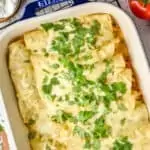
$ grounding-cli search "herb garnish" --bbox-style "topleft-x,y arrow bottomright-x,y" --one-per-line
41,22 -> 64,31
77,111 -> 95,123
42,77 -> 60,95
113,137 -> 133,150
51,110 -> 76,123
93,116 -> 111,139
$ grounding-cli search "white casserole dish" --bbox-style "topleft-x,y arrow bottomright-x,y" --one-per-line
0,2 -> 150,150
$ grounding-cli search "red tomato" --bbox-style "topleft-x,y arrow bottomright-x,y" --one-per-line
129,0 -> 150,20
0,131 -> 9,150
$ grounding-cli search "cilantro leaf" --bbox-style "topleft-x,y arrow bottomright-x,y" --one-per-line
51,77 -> 60,85
75,93 -> 96,106
84,139 -> 101,150
78,111 -> 95,123
93,139 -> 101,150
42,84 -> 52,95
93,116 -> 111,139
42,77 -> 59,95
73,126 -> 90,139
111,82 -> 127,94
41,23 -> 53,31
51,35 -> 71,55
84,139 -> 92,149
113,137 -> 133,150
41,23 -> 64,31
98,60 -> 112,83
51,110 -> 76,123
71,18 -> 81,29
90,20 -> 100,35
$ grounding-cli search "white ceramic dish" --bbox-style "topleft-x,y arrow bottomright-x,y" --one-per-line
0,2 -> 150,150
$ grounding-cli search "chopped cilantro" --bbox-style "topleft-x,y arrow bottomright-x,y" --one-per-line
77,27 -> 88,38
90,20 -> 101,35
100,84 -> 111,93
84,139 -> 100,150
53,23 -> 64,31
51,35 -> 71,55
42,77 -> 59,95
73,126 -> 90,139
51,77 -> 60,85
76,93 -> 96,106
103,92 -> 116,107
84,139 -> 92,149
92,139 -> 101,150
71,18 -> 81,29
85,20 -> 100,46
50,18 -> 101,57
59,57 -> 70,67
41,23 -> 53,31
39,18 -> 133,150
98,71 -> 108,83
86,35 -> 96,45
93,116 -> 111,139
42,84 -> 52,95
98,80 -> 127,107
71,26 -> 88,54
98,60 -> 112,83
51,110 -> 76,123
72,35 -> 84,54
73,64 -> 84,79
80,93 -> 94,106
60,58 -> 85,83
113,137 -> 133,150
78,111 -> 95,123
41,22 -> 64,31
111,82 -> 127,94
60,31 -> 69,39
99,83 -> 116,107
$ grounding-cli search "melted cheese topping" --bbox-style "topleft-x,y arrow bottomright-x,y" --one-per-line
9,14 -> 150,150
